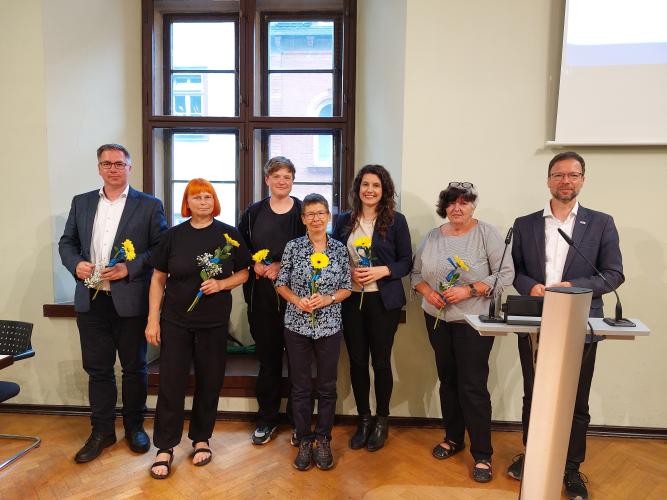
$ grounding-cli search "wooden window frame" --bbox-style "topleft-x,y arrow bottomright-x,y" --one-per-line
142,0 -> 357,222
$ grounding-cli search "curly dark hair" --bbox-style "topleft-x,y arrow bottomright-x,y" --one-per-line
348,164 -> 396,239
436,185 -> 478,219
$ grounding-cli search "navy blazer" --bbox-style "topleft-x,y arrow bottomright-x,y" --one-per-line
332,211 -> 412,311
512,205 -> 625,316
59,186 -> 168,316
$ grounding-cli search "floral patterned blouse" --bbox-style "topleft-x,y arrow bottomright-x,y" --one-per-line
276,235 -> 351,339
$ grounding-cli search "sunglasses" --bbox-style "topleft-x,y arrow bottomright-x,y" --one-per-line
448,182 -> 475,189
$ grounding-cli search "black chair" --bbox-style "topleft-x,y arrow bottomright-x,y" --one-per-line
0,320 -> 41,471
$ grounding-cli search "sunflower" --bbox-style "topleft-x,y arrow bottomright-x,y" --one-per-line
454,255 -> 469,271
252,249 -> 270,263
310,252 -> 330,269
122,239 -> 136,261
353,236 -> 372,248
224,233 -> 240,247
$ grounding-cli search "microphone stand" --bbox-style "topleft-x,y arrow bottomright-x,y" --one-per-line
557,228 -> 635,327
479,227 -> 513,323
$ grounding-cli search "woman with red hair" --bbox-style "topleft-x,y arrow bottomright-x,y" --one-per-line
146,178 -> 250,479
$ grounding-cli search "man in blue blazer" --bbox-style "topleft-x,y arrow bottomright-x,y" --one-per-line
508,152 -> 624,500
59,144 -> 168,463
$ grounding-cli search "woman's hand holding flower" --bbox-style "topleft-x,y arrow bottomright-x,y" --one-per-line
264,262 -> 281,281
355,265 -> 390,286
425,289 -> 446,309
253,261 -> 268,277
295,296 -> 314,313
308,293 -> 330,311
442,285 -> 470,304
200,278 -> 226,295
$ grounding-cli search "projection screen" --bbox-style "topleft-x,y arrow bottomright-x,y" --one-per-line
553,0 -> 667,145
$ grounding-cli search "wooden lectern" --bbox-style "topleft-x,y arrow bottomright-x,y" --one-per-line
465,287 -> 650,500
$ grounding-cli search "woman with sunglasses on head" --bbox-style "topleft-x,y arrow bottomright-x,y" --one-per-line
410,182 -> 514,483
332,164 -> 412,452
275,193 -> 351,471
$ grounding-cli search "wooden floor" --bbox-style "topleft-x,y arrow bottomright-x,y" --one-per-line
0,414 -> 666,499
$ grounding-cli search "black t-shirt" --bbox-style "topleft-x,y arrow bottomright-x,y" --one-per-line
151,219 -> 251,328
249,201 -> 303,311
250,200 -> 302,262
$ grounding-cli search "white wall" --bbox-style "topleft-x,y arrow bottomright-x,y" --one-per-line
2,0 -> 665,427
396,0 -> 667,426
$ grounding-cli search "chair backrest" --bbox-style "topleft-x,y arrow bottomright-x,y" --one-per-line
0,321 -> 33,356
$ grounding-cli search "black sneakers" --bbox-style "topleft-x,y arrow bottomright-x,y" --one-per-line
293,439 -> 313,471
251,424 -> 278,445
564,469 -> 589,500
507,453 -> 525,480
314,438 -> 334,470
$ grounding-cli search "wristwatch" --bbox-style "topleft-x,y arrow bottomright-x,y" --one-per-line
330,294 -> 336,304
468,284 -> 478,297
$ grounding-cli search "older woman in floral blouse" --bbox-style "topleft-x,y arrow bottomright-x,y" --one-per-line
276,193 -> 351,472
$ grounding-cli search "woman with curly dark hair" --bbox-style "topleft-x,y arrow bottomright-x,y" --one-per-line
332,164 -> 412,452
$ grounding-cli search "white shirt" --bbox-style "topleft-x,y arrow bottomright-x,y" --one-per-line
90,185 -> 129,291
543,200 -> 578,287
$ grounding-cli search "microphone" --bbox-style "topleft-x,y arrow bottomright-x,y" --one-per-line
557,228 -> 635,327
479,227 -> 513,323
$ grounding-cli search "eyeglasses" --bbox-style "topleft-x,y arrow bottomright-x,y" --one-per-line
549,172 -> 583,181
303,211 -> 329,220
448,182 -> 475,189
99,161 -> 128,170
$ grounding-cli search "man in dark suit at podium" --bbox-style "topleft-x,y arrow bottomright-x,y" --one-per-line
59,144 -> 168,463
508,151 -> 625,499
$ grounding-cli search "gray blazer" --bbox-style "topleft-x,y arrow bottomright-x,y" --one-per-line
59,186 -> 168,316
512,205 -> 625,316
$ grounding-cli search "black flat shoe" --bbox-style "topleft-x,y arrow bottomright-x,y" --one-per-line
125,427 -> 150,454
472,460 -> 493,483
431,439 -> 464,460
150,449 -> 174,479
74,432 -> 117,463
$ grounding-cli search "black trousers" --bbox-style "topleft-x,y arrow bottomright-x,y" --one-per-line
518,335 -> 598,470
248,279 -> 291,426
425,312 -> 495,462
153,320 -> 227,450
342,292 -> 401,417
284,328 -> 342,441
76,292 -> 147,435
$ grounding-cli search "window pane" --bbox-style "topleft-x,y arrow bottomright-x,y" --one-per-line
172,181 -> 237,227
268,133 -> 333,183
172,22 -> 235,70
268,73 -> 332,116
268,21 -> 334,70
173,133 -> 237,182
171,73 -> 236,117
291,183 -> 333,210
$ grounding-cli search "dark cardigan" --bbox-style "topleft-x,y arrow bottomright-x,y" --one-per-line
332,210 -> 412,311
